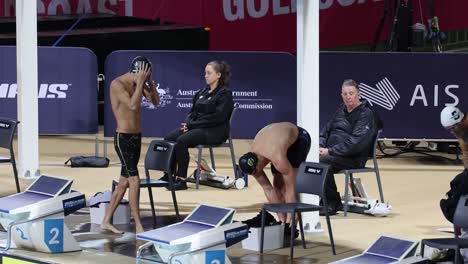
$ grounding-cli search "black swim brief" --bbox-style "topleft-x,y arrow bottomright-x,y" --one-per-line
114,132 -> 141,177
271,126 -> 311,175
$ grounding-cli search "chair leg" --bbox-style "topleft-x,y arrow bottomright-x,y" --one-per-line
171,189 -> 180,222
455,247 -> 461,264
209,147 -> 216,171
343,172 -> 350,216
110,181 -> 117,224
147,187 -> 156,228
260,209 -> 266,254
196,146 -> 203,189
11,156 -> 20,193
228,141 -> 238,179
298,213 -> 306,249
375,170 -> 385,203
420,241 -> 425,259
290,212 -> 296,259
325,212 -> 336,255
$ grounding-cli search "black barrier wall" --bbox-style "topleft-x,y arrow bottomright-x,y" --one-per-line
0,46 -> 98,135
103,51 -> 297,139
320,52 -> 465,140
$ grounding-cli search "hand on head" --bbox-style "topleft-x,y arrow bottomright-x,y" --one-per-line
135,62 -> 151,85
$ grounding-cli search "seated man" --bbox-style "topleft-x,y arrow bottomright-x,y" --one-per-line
238,122 -> 311,237
439,105 -> 468,262
319,79 -> 378,215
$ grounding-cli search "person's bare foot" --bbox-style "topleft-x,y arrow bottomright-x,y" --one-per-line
136,225 -> 144,234
101,222 -> 124,234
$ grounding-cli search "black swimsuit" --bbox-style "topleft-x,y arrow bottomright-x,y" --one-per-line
271,126 -> 311,174
114,132 -> 141,177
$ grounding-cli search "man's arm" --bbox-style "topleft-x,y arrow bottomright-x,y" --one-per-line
112,62 -> 149,111
270,157 -> 297,204
320,109 -> 340,147
143,80 -> 160,106
110,79 -> 143,111
319,120 -> 332,147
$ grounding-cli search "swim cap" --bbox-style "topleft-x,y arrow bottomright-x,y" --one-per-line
130,56 -> 152,73
238,152 -> 258,174
440,106 -> 464,127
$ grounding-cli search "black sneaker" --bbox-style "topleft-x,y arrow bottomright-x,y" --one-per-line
283,223 -> 299,239
319,201 -> 343,216
242,210 -> 276,228
158,173 -> 169,182
167,179 -> 187,191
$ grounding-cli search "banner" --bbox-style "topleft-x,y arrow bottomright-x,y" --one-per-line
2,1 -> 468,50
104,51 -> 296,138
0,46 -> 98,134
320,52 -> 467,140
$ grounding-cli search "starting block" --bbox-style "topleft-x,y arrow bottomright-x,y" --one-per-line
136,204 -> 249,263
343,177 -> 391,216
330,235 -> 418,264
186,156 -> 247,190
0,175 -> 86,253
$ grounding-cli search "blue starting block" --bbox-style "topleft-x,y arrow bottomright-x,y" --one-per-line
136,204 -> 248,263
331,235 -> 419,264
0,175 -> 85,253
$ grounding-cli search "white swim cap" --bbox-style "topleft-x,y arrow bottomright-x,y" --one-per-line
440,106 -> 464,127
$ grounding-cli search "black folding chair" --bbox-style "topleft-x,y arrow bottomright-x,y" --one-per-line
192,107 -> 238,189
260,162 -> 336,259
0,118 -> 20,193
340,130 -> 384,216
421,194 -> 468,264
112,140 -> 180,228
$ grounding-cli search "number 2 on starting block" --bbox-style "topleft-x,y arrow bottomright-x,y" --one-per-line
205,250 -> 225,264
44,219 -> 64,252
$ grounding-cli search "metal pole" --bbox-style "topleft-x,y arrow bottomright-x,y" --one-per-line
297,0 -> 321,233
16,0 -> 40,179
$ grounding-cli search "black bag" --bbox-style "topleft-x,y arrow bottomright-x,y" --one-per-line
65,156 -> 110,168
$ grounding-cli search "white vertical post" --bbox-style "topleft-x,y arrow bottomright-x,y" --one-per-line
297,0 -> 321,232
16,0 -> 40,179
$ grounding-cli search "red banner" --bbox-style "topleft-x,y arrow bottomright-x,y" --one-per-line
1,0 -> 468,51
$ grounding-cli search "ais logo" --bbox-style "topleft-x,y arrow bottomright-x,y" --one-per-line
0,83 -> 69,99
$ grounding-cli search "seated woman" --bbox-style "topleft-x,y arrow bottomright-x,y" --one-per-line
164,61 -> 234,190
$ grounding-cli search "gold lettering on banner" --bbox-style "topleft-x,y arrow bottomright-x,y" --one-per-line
4,0 -> 133,17
223,0 -> 296,21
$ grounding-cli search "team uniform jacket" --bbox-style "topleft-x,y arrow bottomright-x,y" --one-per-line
185,85 -> 234,143
319,99 -> 377,167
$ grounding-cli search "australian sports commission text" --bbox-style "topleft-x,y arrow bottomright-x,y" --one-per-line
176,102 -> 273,109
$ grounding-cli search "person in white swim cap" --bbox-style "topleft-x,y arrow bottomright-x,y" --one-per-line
439,105 -> 468,263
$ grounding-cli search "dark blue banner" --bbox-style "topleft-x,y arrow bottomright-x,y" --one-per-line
320,52 -> 467,140
104,51 -> 297,138
0,46 -> 98,134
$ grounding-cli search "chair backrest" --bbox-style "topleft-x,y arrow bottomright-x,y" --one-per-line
295,162 -> 330,199
369,129 -> 382,159
229,107 -> 237,124
0,118 -> 18,149
453,194 -> 468,229
227,107 -> 237,137
144,140 -> 176,174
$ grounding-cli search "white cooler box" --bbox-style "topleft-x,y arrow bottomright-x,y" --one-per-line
242,223 -> 284,251
89,191 -> 131,225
